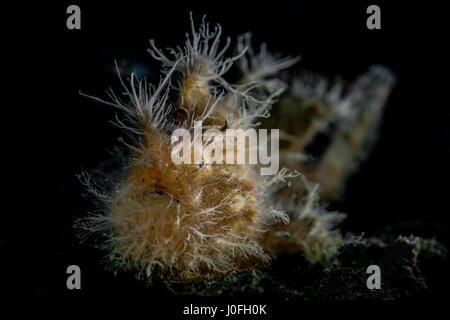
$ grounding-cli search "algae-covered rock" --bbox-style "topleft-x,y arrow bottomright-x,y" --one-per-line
160,235 -> 448,300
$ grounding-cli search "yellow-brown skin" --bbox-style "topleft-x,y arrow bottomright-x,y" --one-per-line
80,20 -> 394,282
91,65 -> 342,282
105,74 -> 277,280
178,75 -> 211,110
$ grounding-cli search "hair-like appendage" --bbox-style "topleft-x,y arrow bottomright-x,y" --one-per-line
261,176 -> 345,263
78,14 -> 395,282
79,14 -> 297,282
266,66 -> 396,201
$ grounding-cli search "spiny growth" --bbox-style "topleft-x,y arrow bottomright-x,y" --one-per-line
79,13 -> 395,282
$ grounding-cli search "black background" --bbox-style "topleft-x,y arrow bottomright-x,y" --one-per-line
3,0 -> 449,309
